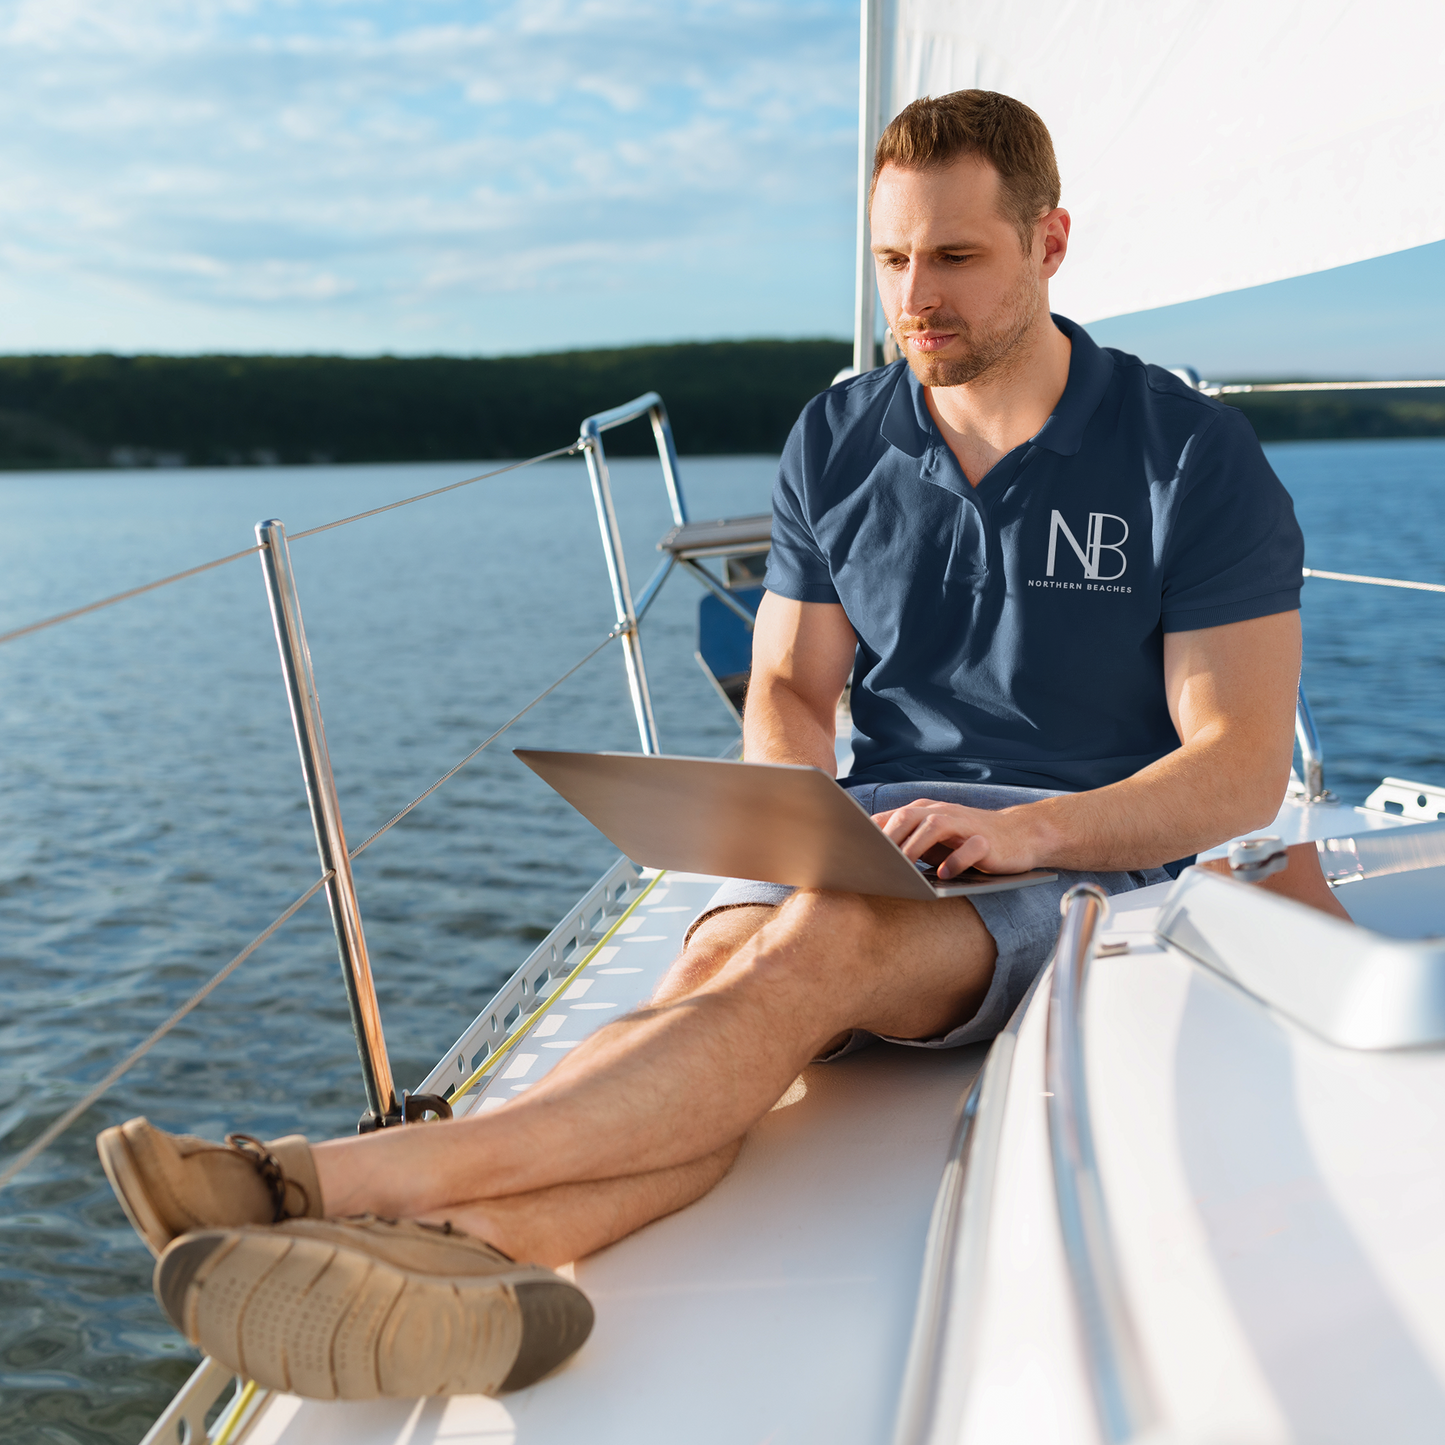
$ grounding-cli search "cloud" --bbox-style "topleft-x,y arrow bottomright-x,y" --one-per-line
0,0 -> 858,353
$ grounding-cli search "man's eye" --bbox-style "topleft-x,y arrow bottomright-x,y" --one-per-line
942,253 -> 971,265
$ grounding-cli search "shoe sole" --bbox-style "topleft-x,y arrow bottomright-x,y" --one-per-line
156,1229 -> 593,1399
97,1125 -> 170,1256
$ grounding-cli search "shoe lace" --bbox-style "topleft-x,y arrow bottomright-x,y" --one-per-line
225,1133 -> 310,1222
340,1214 -> 514,1261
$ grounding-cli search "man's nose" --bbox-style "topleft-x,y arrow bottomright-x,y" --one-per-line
896,259 -> 939,320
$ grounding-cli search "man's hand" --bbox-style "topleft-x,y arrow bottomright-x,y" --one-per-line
873,799 -> 1044,877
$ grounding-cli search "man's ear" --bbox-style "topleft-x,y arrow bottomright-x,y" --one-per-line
1039,207 -> 1071,279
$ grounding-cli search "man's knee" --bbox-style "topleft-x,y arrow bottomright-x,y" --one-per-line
778,887 -> 990,952
652,903 -> 777,1003
765,888 -> 916,967
744,889 -> 996,1035
708,890 -> 888,1002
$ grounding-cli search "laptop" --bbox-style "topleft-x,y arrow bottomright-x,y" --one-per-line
515,750 -> 1057,902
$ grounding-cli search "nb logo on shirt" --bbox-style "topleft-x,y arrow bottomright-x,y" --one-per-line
1046,510 -> 1129,581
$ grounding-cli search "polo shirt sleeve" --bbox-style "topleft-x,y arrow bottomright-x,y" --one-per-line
764,406 -> 840,605
1159,405 -> 1304,632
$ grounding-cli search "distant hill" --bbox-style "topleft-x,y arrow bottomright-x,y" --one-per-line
1216,387 -> 1445,443
0,344 -> 1439,469
0,343 -> 851,469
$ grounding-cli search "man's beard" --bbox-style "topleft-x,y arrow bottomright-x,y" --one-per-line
895,264 -> 1040,388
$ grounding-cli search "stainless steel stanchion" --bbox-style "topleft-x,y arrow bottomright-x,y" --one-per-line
257,518 -> 399,1131
579,424 -> 661,754
1294,686 -> 1337,804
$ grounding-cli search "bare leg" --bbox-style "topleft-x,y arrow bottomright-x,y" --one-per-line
313,889 -> 995,1222
406,911 -> 766,1265
420,1142 -> 742,1269
651,903 -> 778,1004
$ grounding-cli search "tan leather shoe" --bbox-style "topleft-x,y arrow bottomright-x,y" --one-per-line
154,1216 -> 593,1399
96,1117 -> 323,1256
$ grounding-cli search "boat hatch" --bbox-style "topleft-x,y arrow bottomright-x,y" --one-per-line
1158,858 -> 1445,1050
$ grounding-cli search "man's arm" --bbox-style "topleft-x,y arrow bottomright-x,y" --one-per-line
877,610 -> 1302,876
742,592 -> 858,774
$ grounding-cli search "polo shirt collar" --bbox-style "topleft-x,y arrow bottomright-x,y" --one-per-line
1030,314 -> 1114,457
879,364 -> 932,459
877,313 -> 1115,463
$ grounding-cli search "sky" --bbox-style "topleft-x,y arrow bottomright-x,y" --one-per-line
1090,242 -> 1445,382
1,0 -> 1441,378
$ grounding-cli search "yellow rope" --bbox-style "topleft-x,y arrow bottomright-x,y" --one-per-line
212,1379 -> 258,1445
449,871 -> 667,1106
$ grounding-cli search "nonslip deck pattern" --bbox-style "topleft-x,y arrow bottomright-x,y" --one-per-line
455,872 -> 724,1113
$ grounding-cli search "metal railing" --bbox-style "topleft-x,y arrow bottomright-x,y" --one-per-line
254,395 -> 697,1123
577,391 -> 687,754
1169,368 -> 1445,400
1210,378 -> 1445,396
1293,687 -> 1335,804
247,401 -> 699,1126
0,419 -> 692,1182
1290,563 -> 1445,804
1046,884 -> 1159,1443
258,519 -> 400,1128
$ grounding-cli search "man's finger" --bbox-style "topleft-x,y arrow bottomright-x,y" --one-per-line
890,812 -> 941,856
876,801 -> 968,835
875,802 -> 933,827
897,812 -> 971,860
878,807 -> 934,844
938,835 -> 991,878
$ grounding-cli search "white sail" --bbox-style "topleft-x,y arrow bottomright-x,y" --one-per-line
858,0 -> 1445,345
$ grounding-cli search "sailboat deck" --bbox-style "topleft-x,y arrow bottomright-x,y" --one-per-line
237,870 -> 986,1445
150,795 -> 1445,1445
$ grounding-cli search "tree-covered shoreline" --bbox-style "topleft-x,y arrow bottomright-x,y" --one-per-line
0,342 -> 1439,470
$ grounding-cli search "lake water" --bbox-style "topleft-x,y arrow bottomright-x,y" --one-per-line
1,438 -> 1442,1443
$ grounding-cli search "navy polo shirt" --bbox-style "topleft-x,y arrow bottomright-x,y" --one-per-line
765,315 -> 1304,793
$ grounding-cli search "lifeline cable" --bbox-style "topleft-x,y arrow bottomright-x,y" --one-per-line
1303,566 -> 1445,595
286,443 -> 580,541
346,626 -> 623,862
0,545 -> 264,648
0,442 -> 581,650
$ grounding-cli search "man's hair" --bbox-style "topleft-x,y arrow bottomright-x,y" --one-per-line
871,90 -> 1060,250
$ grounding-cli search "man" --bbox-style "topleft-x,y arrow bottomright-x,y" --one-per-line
97,90 -> 1304,1400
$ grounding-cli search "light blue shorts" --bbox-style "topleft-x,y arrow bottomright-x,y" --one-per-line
685,780 -> 1170,1057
